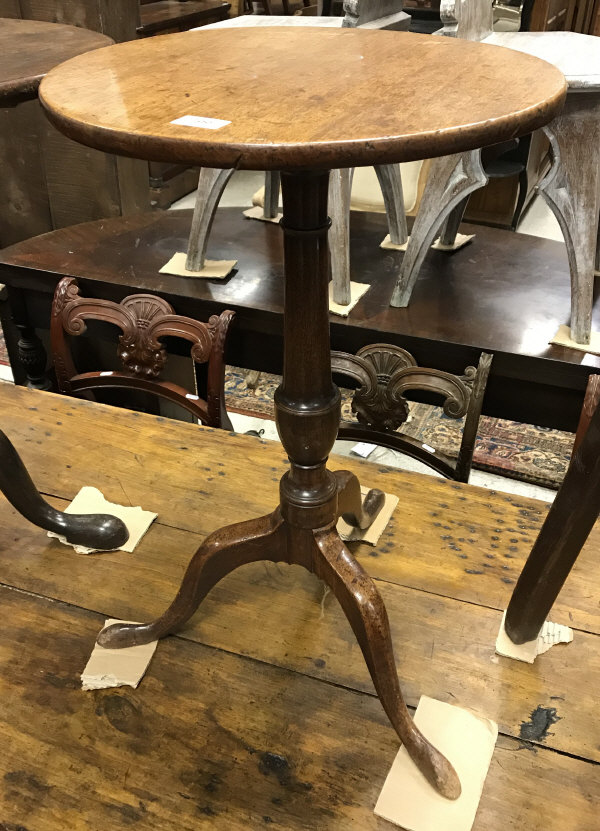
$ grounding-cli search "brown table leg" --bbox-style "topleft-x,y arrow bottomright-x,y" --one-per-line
505,390 -> 600,644
0,429 -> 128,549
98,168 -> 461,800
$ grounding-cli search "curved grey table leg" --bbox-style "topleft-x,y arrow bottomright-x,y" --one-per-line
389,151 -> 487,308
374,163 -> 408,246
185,167 -> 235,271
537,94 -> 600,345
0,429 -> 128,549
329,167 -> 355,306
263,171 -> 281,219
438,195 -> 469,247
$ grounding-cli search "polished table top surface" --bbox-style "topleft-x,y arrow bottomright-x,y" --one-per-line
39,27 -> 567,170
0,18 -> 112,101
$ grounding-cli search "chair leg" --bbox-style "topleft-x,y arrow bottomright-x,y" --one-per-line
504,392 -> 600,644
572,374 -> 600,458
186,167 -> 235,272
0,429 -> 128,549
328,168 -> 354,306
453,352 -> 493,483
389,151 -> 487,308
263,171 -> 281,219
313,529 -> 461,800
537,95 -> 600,345
374,163 -> 408,246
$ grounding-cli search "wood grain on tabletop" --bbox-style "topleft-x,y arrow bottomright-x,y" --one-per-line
38,28 -> 567,170
0,586 -> 598,831
0,17 -> 112,100
0,385 -> 598,764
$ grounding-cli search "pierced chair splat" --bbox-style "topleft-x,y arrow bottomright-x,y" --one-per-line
333,346 -> 492,482
50,277 -> 235,430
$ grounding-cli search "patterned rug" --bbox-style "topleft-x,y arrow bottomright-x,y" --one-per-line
226,366 -> 574,489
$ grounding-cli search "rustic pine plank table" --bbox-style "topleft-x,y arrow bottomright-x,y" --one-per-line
0,383 -> 598,828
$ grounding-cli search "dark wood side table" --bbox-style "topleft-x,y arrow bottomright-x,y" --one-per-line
39,26 -> 566,798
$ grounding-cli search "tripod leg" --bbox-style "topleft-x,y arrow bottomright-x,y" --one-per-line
98,510 -> 286,648
313,528 -> 461,800
0,429 -> 128,550
334,470 -> 384,530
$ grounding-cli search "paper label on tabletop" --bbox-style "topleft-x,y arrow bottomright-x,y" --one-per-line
81,619 -> 158,690
47,485 -> 156,554
495,610 -> 573,663
171,115 -> 231,129
375,696 -> 497,831
351,442 -> 377,458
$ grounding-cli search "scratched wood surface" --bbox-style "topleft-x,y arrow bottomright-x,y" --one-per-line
0,384 -> 598,828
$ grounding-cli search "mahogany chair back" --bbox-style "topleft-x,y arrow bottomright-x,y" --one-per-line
50,276 -> 234,430
333,346 -> 492,483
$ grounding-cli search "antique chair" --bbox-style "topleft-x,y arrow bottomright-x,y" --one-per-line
390,0 -> 600,348
332,346 -> 493,482
185,0 -> 411,306
50,277 -> 234,430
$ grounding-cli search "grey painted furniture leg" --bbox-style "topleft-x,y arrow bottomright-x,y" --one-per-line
375,163 -> 408,245
263,171 -> 281,219
390,150 -> 487,307
537,93 -> 600,345
185,167 -> 235,271
438,195 -> 469,247
329,167 -> 355,305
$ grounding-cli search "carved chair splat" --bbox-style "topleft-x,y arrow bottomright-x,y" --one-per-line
51,277 -> 234,430
333,346 -> 492,482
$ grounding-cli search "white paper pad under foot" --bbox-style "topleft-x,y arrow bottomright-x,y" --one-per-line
375,696 -> 497,831
550,323 -> 600,356
337,486 -> 399,545
243,205 -> 282,223
47,485 -> 157,554
495,610 -> 573,663
328,281 -> 370,316
159,252 -> 237,279
81,619 -> 158,690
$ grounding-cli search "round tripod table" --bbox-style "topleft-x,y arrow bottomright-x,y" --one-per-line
39,27 -> 566,799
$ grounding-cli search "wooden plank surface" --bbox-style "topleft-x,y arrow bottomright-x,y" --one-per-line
1,384 -> 597,633
0,384 -> 598,828
1,586 -> 598,831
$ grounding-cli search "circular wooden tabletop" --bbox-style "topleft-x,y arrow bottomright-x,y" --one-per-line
39,28 -> 566,170
0,18 -> 112,102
